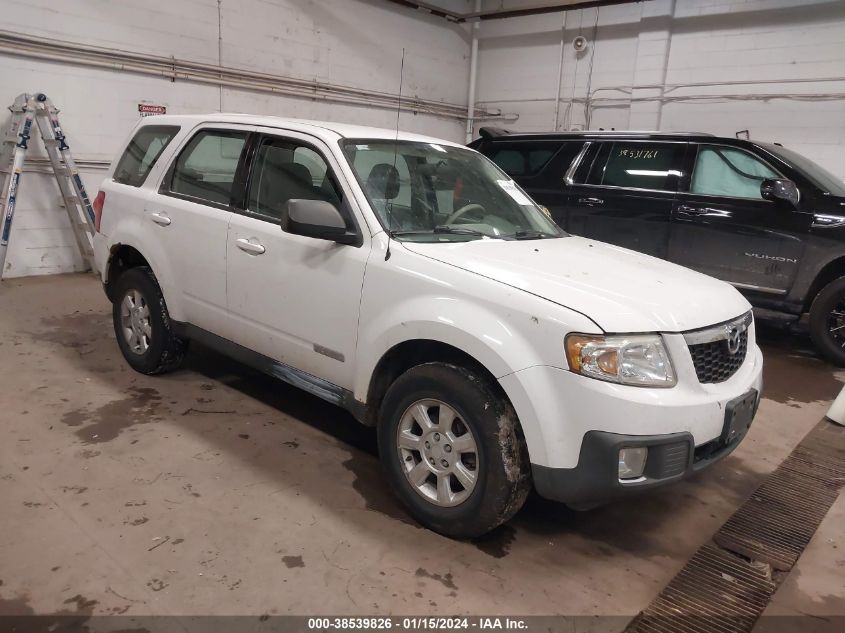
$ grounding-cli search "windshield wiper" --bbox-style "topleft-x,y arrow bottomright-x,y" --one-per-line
506,229 -> 556,240
390,225 -> 489,238
433,225 -> 488,236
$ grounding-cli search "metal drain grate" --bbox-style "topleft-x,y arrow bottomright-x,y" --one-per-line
714,424 -> 845,571
625,420 -> 845,633
713,462 -> 836,570
627,543 -> 776,633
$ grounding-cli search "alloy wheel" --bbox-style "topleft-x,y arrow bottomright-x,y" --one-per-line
826,300 -> 845,349
120,289 -> 152,355
396,399 -> 479,507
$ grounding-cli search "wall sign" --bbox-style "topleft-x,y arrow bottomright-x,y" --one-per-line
138,104 -> 167,117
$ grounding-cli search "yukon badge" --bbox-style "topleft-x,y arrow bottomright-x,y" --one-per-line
744,252 -> 798,264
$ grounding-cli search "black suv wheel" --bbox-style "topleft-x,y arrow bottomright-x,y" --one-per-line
809,276 -> 845,366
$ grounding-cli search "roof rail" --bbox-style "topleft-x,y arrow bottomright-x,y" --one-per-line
478,126 -> 511,139
480,130 -> 718,138
545,130 -> 716,137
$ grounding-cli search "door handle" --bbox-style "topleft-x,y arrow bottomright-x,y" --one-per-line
235,237 -> 266,255
578,197 -> 604,206
150,212 -> 171,226
676,204 -> 707,216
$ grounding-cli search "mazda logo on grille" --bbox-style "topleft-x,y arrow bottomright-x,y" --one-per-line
726,325 -> 742,355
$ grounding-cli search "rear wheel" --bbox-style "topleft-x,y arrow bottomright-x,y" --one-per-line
378,362 -> 531,538
809,276 -> 845,366
111,267 -> 187,374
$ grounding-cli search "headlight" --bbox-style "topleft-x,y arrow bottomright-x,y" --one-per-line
565,333 -> 676,387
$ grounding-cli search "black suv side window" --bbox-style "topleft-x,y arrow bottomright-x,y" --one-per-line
587,142 -> 681,191
113,125 -> 180,187
488,142 -> 560,178
169,129 -> 248,206
247,137 -> 344,223
691,145 -> 779,199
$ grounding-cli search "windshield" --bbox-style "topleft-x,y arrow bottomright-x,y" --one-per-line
341,140 -> 564,242
759,143 -> 845,197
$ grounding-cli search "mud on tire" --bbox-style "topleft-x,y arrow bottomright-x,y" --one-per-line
378,362 -> 531,539
111,266 -> 187,375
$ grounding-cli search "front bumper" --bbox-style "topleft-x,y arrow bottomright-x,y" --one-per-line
532,396 -> 757,504
497,328 -> 764,504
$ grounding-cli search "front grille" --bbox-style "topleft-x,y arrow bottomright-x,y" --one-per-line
688,329 -> 748,383
683,312 -> 752,384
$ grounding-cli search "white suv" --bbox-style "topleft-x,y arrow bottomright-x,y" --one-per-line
92,114 -> 763,537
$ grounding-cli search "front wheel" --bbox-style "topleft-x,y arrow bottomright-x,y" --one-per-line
378,362 -> 531,538
809,276 -> 845,366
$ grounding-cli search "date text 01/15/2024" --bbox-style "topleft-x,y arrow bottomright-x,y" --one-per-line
306,617 -> 528,630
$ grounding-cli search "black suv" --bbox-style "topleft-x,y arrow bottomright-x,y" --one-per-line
470,129 -> 845,365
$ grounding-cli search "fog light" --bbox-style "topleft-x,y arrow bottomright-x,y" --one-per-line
618,447 -> 648,480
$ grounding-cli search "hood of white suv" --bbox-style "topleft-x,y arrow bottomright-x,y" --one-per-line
401,236 -> 751,333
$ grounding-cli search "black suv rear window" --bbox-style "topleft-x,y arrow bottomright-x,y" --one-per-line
113,125 -> 180,187
488,143 -> 559,177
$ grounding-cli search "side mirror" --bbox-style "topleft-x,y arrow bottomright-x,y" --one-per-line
281,199 -> 358,245
761,179 -> 799,208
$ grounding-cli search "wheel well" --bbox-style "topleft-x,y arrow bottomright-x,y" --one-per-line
805,256 -> 845,311
105,245 -> 150,301
364,339 -> 506,427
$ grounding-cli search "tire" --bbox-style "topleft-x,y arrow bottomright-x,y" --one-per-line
378,362 -> 531,538
111,266 -> 187,375
809,276 -> 845,366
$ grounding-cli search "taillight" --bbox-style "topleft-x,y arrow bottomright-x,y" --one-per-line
92,191 -> 105,233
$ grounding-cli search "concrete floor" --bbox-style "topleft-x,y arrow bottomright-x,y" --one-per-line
0,273 -> 843,619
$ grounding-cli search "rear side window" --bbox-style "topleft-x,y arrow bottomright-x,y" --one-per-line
691,145 -> 779,199
488,143 -> 559,177
113,125 -> 179,187
169,129 -> 248,206
588,142 -> 681,191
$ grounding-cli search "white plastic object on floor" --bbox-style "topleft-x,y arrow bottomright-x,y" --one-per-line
825,383 -> 845,426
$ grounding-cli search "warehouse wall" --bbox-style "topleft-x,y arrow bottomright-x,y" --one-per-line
6,0 -> 845,279
475,0 -> 845,178
0,0 -> 472,277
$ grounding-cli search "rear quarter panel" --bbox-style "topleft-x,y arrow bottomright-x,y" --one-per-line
96,121 -> 194,321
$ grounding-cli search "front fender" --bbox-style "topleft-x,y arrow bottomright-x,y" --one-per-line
355,244 -> 600,399
356,309 -> 522,400
354,244 -> 601,465
355,301 -> 591,469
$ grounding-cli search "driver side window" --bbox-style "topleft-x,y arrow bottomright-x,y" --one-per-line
691,145 -> 779,199
247,137 -> 344,223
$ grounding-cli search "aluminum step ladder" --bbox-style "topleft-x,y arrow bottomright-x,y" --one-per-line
0,93 -> 97,278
